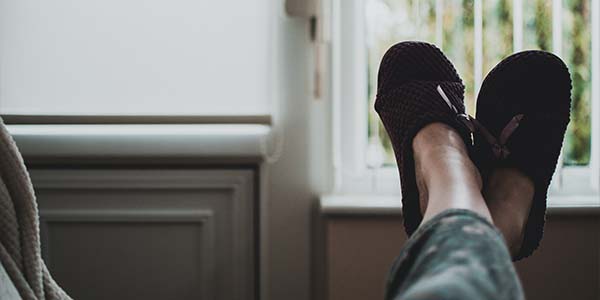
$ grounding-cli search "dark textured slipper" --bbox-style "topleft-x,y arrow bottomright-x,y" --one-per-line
375,41 -> 474,236
473,50 -> 572,260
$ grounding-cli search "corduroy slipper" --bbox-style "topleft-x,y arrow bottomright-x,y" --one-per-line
375,41 -> 475,236
473,50 -> 572,260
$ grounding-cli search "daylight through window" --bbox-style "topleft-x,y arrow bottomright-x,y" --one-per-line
366,0 -> 594,166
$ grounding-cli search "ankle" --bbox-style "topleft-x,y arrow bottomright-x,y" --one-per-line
413,123 -> 469,158
484,167 -> 534,256
412,123 -> 490,222
413,124 -> 483,194
494,219 -> 526,256
487,168 -> 534,199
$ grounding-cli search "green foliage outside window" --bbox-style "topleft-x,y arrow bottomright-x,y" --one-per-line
563,0 -> 591,165
366,0 -> 592,166
483,0 -> 513,77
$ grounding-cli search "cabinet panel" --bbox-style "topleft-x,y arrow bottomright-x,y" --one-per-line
30,169 -> 255,300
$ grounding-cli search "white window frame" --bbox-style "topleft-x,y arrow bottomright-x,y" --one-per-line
332,0 -> 600,204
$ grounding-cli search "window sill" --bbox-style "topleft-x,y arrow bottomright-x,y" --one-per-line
320,194 -> 600,216
6,124 -> 271,164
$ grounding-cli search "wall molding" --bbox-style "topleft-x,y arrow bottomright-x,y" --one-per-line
40,209 -> 216,299
32,168 -> 255,300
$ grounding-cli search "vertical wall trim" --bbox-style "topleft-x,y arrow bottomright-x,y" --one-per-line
331,0 -> 343,192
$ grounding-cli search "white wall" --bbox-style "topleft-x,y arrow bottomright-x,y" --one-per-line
267,1 -> 333,299
0,0 -> 271,115
1,1 -> 328,298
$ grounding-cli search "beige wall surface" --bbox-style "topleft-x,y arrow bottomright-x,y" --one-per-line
325,214 -> 599,300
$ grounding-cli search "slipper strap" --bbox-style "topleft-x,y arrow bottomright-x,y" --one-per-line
437,85 -> 524,158
470,114 -> 525,159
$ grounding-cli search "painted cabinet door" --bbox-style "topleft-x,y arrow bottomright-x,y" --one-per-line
30,169 -> 256,300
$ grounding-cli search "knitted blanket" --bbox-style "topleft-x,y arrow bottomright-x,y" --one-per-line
0,119 -> 71,300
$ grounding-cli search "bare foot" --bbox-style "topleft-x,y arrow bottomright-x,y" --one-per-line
413,123 -> 492,224
483,167 -> 534,256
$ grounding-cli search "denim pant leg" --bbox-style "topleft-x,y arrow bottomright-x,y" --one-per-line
385,209 -> 525,300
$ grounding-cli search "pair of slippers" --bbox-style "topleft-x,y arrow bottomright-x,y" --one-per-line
375,41 -> 571,260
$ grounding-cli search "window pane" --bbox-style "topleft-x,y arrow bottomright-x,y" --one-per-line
523,0 -> 552,51
365,0 -> 594,168
442,0 -> 475,113
562,0 -> 592,165
482,0 -> 513,76
366,0 -> 436,165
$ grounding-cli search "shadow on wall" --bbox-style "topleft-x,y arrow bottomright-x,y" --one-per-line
323,214 -> 600,300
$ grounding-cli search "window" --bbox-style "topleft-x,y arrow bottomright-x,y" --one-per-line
0,0 -> 273,117
333,0 -> 599,199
